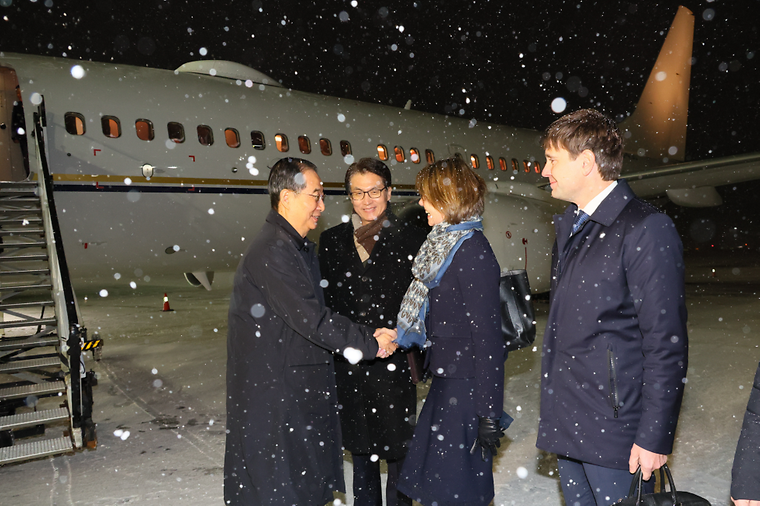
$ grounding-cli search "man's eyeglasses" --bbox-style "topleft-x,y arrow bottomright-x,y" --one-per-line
296,191 -> 326,202
348,186 -> 388,201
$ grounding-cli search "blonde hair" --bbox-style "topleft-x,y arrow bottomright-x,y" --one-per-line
416,156 -> 486,224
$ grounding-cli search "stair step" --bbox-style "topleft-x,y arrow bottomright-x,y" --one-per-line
0,300 -> 54,310
0,356 -> 60,374
0,181 -> 38,187
0,336 -> 58,351
0,268 -> 50,276
0,436 -> 73,465
0,217 -> 42,224
0,283 -> 52,291
0,269 -> 50,276
0,229 -> 45,236
0,192 -> 40,201
0,197 -> 40,202
0,407 -> 69,431
0,209 -> 42,214
0,317 -> 57,330
0,254 -> 49,262
0,381 -> 66,402
0,241 -> 46,248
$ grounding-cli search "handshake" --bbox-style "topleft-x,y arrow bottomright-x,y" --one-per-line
374,328 -> 398,358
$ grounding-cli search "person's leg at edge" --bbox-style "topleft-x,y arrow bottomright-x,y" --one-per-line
557,456 -> 598,506
352,453 -> 382,506
386,458 -> 412,506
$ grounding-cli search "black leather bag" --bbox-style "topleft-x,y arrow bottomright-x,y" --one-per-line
499,269 -> 536,352
616,464 -> 711,506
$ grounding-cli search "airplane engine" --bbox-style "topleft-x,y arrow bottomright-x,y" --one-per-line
184,271 -> 214,290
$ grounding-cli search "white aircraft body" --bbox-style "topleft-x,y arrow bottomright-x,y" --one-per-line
0,5 -> 758,293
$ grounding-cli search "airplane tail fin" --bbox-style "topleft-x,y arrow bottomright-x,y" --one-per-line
619,5 -> 694,162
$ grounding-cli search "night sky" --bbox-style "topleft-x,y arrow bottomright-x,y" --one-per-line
1,0 -> 757,160
1,0 -> 759,247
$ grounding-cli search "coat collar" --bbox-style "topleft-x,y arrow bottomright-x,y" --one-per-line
266,209 -> 314,252
554,179 -> 636,250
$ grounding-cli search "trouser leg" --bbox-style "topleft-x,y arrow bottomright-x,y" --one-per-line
352,454 -> 382,506
557,455 -> 654,506
386,458 -> 412,506
558,456 -> 598,506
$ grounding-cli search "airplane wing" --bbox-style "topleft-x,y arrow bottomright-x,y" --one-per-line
625,152 -> 760,205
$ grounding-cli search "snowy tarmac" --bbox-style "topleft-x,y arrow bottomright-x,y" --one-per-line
1,250 -> 759,506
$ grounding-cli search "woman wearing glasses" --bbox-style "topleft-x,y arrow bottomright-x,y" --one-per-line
319,157 -> 427,506
396,157 -> 507,506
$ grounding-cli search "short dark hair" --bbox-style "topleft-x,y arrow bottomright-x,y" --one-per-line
416,156 -> 486,225
268,157 -> 318,209
344,157 -> 392,192
541,108 -> 624,180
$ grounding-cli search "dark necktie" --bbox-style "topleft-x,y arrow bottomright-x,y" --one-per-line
571,210 -> 589,236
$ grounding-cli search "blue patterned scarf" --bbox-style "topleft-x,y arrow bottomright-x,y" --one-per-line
395,217 -> 483,349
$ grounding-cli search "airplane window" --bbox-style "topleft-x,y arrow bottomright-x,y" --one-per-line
523,160 -> 530,173
168,122 -> 185,143
511,158 -> 519,172
101,116 -> 121,138
486,155 -> 494,170
275,133 -> 289,152
251,131 -> 265,150
377,145 -> 388,161
135,119 -> 154,141
340,140 -> 351,156
470,154 -> 480,169
64,112 -> 85,136
197,125 -> 214,146
425,149 -> 435,164
298,135 -> 311,154
534,160 -> 541,173
499,157 -> 507,171
225,128 -> 240,148
320,138 -> 332,156
394,146 -> 405,162
409,148 -> 421,164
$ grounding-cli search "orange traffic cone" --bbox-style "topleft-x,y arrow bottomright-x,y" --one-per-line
162,293 -> 172,312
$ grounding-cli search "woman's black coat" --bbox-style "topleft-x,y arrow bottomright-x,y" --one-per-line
319,212 -> 427,459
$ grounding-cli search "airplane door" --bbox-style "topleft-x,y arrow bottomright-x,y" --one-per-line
0,66 -> 29,181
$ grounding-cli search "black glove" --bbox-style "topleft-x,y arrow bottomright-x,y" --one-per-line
469,416 -> 505,461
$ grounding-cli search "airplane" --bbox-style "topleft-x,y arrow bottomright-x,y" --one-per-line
1,5 -> 759,294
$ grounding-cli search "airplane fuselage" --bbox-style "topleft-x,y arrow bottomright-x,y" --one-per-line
1,52 -> 561,291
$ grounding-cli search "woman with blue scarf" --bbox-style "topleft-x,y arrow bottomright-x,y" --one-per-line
396,157 -> 507,506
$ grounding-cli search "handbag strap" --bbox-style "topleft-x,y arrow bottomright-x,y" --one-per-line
627,464 -> 679,505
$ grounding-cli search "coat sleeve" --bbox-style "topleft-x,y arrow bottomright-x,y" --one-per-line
731,361 -> 760,501
624,212 -> 688,455
455,237 -> 506,418
252,240 -> 379,360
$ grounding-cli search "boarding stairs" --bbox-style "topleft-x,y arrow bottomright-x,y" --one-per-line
0,103 -> 99,465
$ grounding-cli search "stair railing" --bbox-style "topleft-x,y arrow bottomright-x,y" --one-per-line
32,99 -> 86,449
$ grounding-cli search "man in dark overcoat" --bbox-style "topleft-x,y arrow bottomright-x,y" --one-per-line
224,157 -> 397,506
319,158 -> 427,506
731,361 -> 760,506
536,109 -> 689,506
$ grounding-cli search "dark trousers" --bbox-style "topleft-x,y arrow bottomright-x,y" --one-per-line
557,456 -> 655,506
352,454 -> 412,506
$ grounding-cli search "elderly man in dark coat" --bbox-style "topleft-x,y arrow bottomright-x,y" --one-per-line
537,110 -> 688,506
224,157 -> 397,506
731,361 -> 760,506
